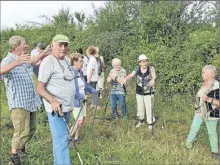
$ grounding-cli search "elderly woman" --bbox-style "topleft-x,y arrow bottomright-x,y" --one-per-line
107,58 -> 127,119
185,65 -> 219,159
123,54 -> 156,129
86,46 -> 100,109
69,53 -> 97,142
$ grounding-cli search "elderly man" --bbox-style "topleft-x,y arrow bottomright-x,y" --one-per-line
0,35 -> 49,165
37,34 -> 75,165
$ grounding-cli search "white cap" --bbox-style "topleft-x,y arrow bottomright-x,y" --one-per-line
137,54 -> 148,62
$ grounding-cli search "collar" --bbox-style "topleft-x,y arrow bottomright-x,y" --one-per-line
8,52 -> 18,60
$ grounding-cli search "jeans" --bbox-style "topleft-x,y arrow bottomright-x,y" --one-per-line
186,114 -> 219,153
47,112 -> 71,165
33,65 -> 39,76
110,94 -> 126,118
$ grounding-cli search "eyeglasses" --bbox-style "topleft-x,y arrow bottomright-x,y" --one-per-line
63,68 -> 74,81
54,56 -> 74,81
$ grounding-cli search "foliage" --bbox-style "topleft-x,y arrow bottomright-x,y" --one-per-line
0,1 -> 219,95
1,1 -> 219,164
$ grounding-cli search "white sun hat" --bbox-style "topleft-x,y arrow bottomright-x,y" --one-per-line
137,54 -> 148,62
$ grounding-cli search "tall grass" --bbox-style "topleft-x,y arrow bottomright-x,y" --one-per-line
0,79 -> 218,165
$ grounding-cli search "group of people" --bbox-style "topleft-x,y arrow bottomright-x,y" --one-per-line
0,34 -> 219,165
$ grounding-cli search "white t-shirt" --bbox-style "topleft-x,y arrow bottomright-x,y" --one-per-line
78,76 -> 85,97
87,56 -> 98,82
82,55 -> 89,76
38,55 -> 76,112
31,48 -> 39,56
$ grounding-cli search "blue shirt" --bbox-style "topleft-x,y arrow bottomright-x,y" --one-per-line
72,67 -> 97,108
1,52 -> 42,112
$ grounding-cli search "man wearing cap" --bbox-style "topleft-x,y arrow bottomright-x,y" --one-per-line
123,54 -> 156,129
0,35 -> 50,165
37,34 -> 75,165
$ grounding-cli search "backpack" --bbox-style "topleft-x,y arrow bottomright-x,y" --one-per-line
95,56 -> 102,75
84,55 -> 89,61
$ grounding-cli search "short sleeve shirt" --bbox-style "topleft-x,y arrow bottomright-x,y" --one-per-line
38,55 -> 76,112
87,56 -> 98,82
1,52 -> 42,111
108,67 -> 126,94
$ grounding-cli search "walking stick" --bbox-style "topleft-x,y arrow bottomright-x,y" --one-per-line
52,105 -> 84,165
62,114 -> 84,165
89,90 -> 101,137
150,87 -> 155,137
70,100 -> 86,136
100,88 -> 111,125
123,84 -> 127,118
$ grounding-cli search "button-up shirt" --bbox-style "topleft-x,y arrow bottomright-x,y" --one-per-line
1,52 -> 42,112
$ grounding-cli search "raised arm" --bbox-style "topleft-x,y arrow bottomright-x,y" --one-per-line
124,71 -> 136,82
31,45 -> 51,65
1,53 -> 30,75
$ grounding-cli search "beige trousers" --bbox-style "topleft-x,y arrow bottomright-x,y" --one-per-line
11,108 -> 37,149
136,94 -> 153,124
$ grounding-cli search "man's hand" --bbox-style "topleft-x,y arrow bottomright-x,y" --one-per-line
51,98 -> 63,116
42,45 -> 52,56
16,53 -> 31,65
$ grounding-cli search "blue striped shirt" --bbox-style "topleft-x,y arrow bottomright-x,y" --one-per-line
1,52 -> 42,112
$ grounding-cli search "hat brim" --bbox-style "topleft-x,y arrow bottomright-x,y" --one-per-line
53,40 -> 70,44
137,58 -> 148,62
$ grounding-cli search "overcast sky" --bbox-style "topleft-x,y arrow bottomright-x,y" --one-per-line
1,1 -> 106,29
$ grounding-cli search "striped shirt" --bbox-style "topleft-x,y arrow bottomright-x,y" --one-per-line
1,52 -> 42,112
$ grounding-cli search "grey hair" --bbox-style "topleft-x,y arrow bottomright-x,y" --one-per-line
202,65 -> 216,75
9,36 -> 25,51
112,58 -> 121,67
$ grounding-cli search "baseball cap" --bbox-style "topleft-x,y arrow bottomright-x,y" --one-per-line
137,54 -> 148,62
52,34 -> 70,43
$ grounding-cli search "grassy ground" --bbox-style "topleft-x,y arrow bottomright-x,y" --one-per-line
0,80 -> 218,165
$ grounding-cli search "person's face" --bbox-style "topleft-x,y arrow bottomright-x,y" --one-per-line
139,60 -> 148,68
16,40 -> 29,54
52,42 -> 69,59
114,63 -> 121,71
202,69 -> 213,81
73,57 -> 84,70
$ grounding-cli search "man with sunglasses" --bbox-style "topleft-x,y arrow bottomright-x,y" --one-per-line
37,34 -> 75,165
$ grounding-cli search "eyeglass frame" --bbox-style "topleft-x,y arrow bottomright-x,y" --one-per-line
53,55 -> 74,81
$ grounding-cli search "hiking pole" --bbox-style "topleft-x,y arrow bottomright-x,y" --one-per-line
58,105 -> 84,165
89,90 -> 101,137
123,84 -> 127,118
100,88 -> 111,125
150,87 -> 155,137
70,100 -> 86,136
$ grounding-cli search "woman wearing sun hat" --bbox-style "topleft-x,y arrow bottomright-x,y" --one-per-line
123,54 -> 156,129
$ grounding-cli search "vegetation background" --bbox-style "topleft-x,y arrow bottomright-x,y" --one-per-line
0,1 -> 219,164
